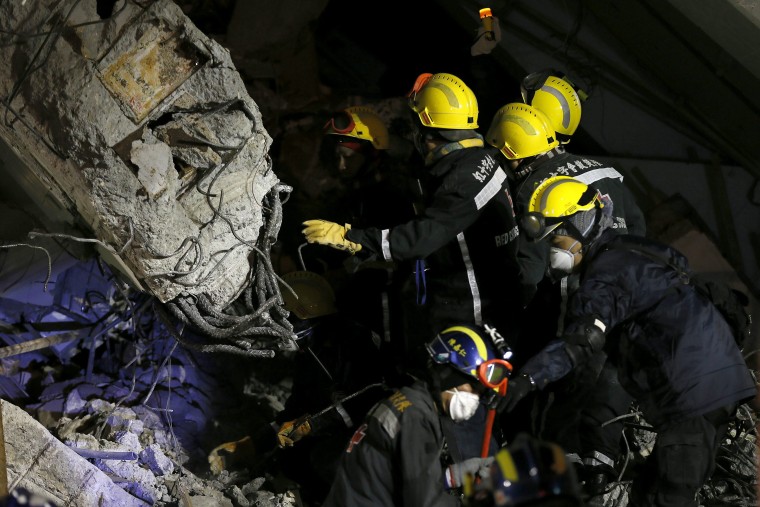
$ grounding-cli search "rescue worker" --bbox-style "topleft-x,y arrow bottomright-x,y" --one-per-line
519,71 -> 647,490
277,105 -> 415,274
321,106 -> 417,364
321,105 -> 416,229
486,86 -> 645,490
486,96 -> 646,304
519,70 -> 585,144
323,324 -> 510,507
303,72 -> 522,372
499,176 -> 756,507
463,433 -> 584,507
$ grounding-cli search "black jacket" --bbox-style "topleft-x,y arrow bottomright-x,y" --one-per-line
323,380 -> 459,507
521,231 -> 756,427
347,146 -> 521,332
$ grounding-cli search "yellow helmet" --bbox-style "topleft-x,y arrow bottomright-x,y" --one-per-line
279,271 -> 337,320
324,106 -> 390,150
521,71 -> 583,143
408,73 -> 478,129
523,176 -> 602,240
486,103 -> 558,160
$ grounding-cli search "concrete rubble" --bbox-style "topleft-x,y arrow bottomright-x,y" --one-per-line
0,271 -> 300,506
2,330 -> 295,507
3,398 -> 147,506
4,393 -> 296,506
0,0 -> 282,310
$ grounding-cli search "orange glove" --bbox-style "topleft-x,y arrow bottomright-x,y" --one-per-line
276,416 -> 313,447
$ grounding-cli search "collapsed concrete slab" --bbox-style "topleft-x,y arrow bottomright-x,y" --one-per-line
0,1 -> 278,305
0,0 -> 295,351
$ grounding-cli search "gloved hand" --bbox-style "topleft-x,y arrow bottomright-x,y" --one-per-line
445,456 -> 495,489
496,374 -> 536,414
302,220 -> 362,254
208,435 -> 256,475
276,415 -> 313,447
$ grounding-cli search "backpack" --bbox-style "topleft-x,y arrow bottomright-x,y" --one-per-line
603,238 -> 752,350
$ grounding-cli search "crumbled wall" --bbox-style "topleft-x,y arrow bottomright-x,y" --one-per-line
0,0 -> 278,307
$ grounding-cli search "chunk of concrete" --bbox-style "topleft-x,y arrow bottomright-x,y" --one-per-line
0,0 -> 278,307
139,444 -> 174,476
2,400 -> 148,506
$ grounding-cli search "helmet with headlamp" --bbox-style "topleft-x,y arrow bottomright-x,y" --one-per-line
426,325 -> 512,390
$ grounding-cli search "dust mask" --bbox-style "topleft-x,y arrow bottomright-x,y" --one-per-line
549,240 -> 579,274
446,389 -> 480,422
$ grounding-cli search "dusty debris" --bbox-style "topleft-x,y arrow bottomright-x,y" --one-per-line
589,405 -> 758,507
2,399 -> 148,506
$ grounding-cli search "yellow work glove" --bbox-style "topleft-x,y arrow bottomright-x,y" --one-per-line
207,435 -> 256,475
276,416 -> 313,448
302,220 -> 362,254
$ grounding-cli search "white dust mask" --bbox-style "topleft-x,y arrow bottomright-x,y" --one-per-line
549,240 -> 580,274
446,389 -> 480,422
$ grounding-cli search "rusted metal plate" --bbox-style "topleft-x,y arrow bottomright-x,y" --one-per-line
100,31 -> 206,122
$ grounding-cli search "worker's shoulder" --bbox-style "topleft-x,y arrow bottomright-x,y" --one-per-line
366,385 -> 433,437
552,151 -> 625,183
438,148 -> 505,189
451,145 -> 499,167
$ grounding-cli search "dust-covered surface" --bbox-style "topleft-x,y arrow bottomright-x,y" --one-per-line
0,0 -> 278,307
0,258 -> 300,506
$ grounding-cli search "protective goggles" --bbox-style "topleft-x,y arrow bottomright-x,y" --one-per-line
407,73 -> 434,106
324,111 -> 355,135
426,333 -> 464,365
477,359 -> 512,394
427,335 -> 512,388
521,187 -> 601,240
